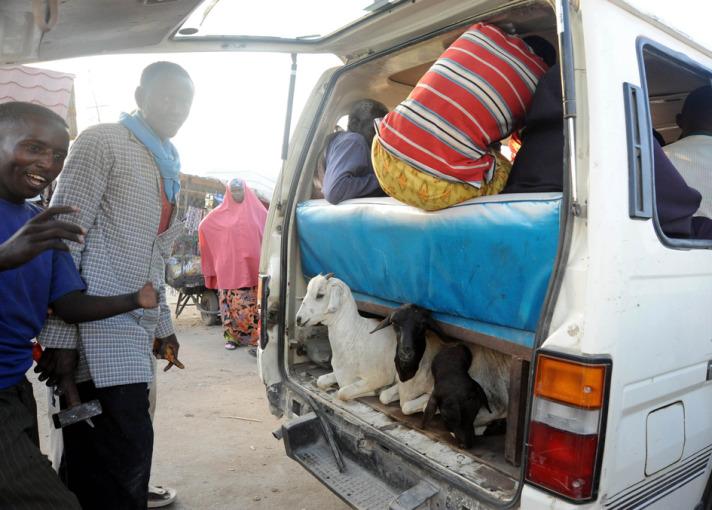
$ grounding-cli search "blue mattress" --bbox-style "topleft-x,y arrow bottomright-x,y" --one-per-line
296,194 -> 561,346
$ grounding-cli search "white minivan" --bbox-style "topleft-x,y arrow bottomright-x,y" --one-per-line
252,1 -> 712,509
4,0 -> 711,508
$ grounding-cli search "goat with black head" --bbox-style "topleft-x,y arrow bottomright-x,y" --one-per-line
371,304 -> 446,415
422,344 -> 492,449
372,304 -> 446,381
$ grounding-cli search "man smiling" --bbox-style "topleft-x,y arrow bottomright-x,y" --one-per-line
0,100 -> 165,509
38,62 -> 194,510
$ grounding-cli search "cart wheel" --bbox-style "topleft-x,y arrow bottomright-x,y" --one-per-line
200,290 -> 220,326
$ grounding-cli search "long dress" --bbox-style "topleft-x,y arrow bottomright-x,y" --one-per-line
198,182 -> 267,346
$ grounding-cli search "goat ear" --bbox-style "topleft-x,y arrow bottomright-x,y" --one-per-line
370,314 -> 392,334
326,283 -> 341,313
421,394 -> 438,429
325,272 -> 334,280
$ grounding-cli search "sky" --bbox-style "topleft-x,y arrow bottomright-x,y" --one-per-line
39,52 -> 340,195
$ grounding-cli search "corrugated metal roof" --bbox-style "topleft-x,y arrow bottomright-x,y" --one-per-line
0,64 -> 77,137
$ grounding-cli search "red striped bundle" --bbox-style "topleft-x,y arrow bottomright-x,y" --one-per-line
376,23 -> 548,187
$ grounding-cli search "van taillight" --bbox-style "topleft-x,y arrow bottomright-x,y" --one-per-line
525,352 -> 611,502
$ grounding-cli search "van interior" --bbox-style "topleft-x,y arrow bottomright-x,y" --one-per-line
640,44 -> 712,241
285,1 -> 561,500
643,47 -> 710,145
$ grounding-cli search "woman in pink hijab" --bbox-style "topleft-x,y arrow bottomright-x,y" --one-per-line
199,178 -> 268,350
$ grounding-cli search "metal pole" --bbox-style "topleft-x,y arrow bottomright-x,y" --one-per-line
556,0 -> 582,216
281,53 -> 298,167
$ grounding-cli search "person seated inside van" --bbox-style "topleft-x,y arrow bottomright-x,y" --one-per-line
503,65 -> 712,241
654,138 -> 712,240
371,23 -> 555,211
663,85 -> 712,219
321,99 -> 389,204
503,63 -> 564,193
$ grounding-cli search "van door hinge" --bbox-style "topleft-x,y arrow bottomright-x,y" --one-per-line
706,361 -> 712,381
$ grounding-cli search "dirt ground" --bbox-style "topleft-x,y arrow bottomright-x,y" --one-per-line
31,292 -> 349,510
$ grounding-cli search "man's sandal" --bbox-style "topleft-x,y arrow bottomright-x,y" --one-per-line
148,485 -> 177,508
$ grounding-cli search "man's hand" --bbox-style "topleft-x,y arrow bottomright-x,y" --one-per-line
34,348 -> 78,387
153,334 -> 184,371
0,206 -> 84,271
135,282 -> 159,309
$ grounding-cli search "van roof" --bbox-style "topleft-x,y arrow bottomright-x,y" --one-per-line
609,0 -> 712,60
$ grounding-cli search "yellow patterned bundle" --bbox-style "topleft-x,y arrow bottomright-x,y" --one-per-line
371,137 -> 511,211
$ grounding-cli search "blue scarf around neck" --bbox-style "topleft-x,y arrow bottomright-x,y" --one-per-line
119,111 -> 181,203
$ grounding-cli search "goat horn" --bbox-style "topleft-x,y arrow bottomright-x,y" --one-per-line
325,272 -> 334,280
369,314 -> 392,334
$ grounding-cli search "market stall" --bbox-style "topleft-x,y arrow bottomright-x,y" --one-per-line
166,174 -> 225,325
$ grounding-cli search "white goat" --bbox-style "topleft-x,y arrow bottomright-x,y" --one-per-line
295,274 -> 397,400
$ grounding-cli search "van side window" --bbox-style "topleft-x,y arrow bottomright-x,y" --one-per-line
631,43 -> 712,246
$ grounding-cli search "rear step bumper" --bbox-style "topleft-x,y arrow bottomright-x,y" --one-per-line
275,408 -> 512,510
282,412 -> 437,509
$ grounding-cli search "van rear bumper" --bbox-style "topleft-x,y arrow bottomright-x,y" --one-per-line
279,408 -> 511,510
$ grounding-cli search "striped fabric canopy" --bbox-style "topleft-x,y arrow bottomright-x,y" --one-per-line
376,23 -> 548,188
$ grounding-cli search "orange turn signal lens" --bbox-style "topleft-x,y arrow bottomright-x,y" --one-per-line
534,355 -> 606,409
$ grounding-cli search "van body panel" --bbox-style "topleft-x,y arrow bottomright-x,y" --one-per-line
553,0 -> 712,505
607,0 -> 712,62
645,402 -> 685,476
257,65 -> 341,400
521,484 -> 599,509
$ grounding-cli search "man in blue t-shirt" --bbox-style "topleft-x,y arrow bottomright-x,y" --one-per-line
322,99 -> 389,204
0,102 -> 159,509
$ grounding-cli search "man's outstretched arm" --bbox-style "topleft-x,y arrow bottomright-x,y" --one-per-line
50,282 -> 158,324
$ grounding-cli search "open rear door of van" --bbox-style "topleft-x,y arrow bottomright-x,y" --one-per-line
0,0 -> 482,65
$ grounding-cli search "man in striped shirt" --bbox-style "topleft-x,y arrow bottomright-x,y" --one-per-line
372,23 -> 554,211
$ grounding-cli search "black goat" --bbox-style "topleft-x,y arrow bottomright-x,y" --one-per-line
422,344 -> 491,449
371,304 -> 447,382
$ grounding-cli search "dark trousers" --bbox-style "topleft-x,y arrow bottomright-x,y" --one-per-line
0,377 -> 81,510
61,381 -> 153,510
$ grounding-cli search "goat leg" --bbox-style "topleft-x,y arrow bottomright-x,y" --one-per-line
337,379 -> 377,400
316,372 -> 337,389
401,393 -> 431,415
378,384 -> 400,405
